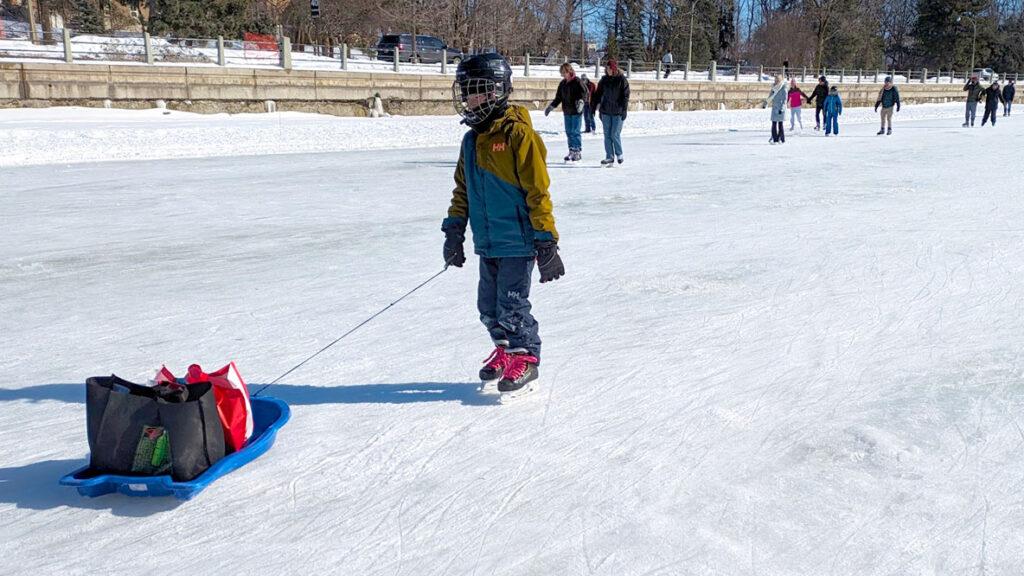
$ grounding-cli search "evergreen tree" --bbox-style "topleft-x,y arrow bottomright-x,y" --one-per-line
148,0 -> 271,38
718,1 -> 736,61
914,0 -> 993,70
72,0 -> 106,34
618,0 -> 646,61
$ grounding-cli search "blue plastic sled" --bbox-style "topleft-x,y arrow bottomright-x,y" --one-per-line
60,396 -> 290,501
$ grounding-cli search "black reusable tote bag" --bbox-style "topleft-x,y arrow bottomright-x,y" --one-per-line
86,375 -> 226,481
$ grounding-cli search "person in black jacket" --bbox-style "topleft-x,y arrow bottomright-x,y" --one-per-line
545,62 -> 589,162
592,59 -> 630,166
1003,80 -> 1015,116
806,76 -> 829,131
981,80 -> 1005,126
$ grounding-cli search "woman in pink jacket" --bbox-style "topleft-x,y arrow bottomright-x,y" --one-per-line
788,78 -> 810,132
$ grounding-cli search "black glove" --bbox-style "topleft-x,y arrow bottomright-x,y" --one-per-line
621,110 -> 627,121
535,240 -> 564,283
874,103 -> 879,112
442,222 -> 466,268
896,103 -> 900,112
544,105 -> 553,116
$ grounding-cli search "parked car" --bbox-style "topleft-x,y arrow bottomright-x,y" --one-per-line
974,67 -> 995,80
375,34 -> 464,64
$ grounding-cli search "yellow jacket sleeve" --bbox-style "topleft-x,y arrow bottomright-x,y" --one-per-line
507,122 -> 559,242
447,145 -> 469,221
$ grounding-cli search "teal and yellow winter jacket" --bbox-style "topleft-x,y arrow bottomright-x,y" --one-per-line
443,105 -> 558,258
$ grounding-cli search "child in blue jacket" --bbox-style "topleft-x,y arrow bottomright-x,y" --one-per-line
823,86 -> 843,136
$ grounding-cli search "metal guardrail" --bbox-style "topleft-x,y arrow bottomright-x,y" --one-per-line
1,28 -> 1020,84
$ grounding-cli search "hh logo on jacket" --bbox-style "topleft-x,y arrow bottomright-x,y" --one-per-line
492,142 -> 506,152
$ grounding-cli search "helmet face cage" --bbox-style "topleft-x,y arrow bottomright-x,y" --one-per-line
452,76 -> 508,125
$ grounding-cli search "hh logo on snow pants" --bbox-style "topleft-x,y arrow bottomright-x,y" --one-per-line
477,256 -> 541,359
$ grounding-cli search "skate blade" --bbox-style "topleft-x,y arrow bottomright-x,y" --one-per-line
478,379 -> 499,393
499,381 -> 539,404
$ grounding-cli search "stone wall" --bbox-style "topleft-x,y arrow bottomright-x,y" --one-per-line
0,62 -> 971,116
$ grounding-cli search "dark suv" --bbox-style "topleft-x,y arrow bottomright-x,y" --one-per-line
376,34 -> 464,64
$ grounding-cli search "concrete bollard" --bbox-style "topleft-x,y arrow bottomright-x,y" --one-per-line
441,49 -> 447,75
393,47 -> 399,72
857,69 -> 862,84
656,61 -> 661,80
524,53 -> 530,77
801,67 -> 806,82
684,63 -> 688,80
62,28 -> 73,63
280,37 -> 292,70
922,68 -> 927,83
341,43 -> 348,70
839,68 -> 844,83
217,36 -> 226,66
144,32 -> 154,65
735,64 -> 740,81
758,65 -> 763,82
594,58 -> 600,77
627,59 -> 632,78
709,60 -> 716,82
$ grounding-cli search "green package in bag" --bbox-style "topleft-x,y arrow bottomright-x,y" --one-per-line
131,426 -> 173,475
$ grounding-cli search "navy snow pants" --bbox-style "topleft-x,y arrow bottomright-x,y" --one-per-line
478,256 -> 541,361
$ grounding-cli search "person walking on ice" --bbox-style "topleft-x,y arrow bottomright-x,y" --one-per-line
823,86 -> 842,136
874,76 -> 900,135
981,79 -> 1005,126
807,75 -> 829,131
763,74 -> 788,144
963,75 -> 984,127
592,59 -> 630,166
1002,79 -> 1015,116
580,74 -> 597,133
545,62 -> 589,162
443,53 -> 565,402
788,78 -> 809,132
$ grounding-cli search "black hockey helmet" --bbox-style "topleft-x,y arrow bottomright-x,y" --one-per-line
452,53 -> 513,126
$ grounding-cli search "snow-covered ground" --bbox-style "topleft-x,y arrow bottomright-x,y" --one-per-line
3,102 -> 1024,575
0,24 -> 964,83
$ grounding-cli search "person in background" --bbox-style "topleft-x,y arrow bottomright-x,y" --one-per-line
763,74 -> 788,144
444,53 -> 565,402
874,76 -> 901,135
788,78 -> 809,133
823,86 -> 843,136
783,59 -> 790,78
806,75 -> 829,131
662,51 -> 674,78
592,59 -> 630,166
981,79 -> 1004,127
963,75 -> 984,127
545,62 -> 589,162
1002,79 -> 1015,116
581,73 -> 597,133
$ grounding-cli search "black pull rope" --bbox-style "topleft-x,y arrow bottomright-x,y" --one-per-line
252,263 -> 453,396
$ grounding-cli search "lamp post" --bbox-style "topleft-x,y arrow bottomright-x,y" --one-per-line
26,0 -> 39,44
686,0 -> 696,73
957,14 -> 977,74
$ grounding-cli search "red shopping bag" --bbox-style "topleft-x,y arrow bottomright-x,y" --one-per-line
184,362 -> 254,453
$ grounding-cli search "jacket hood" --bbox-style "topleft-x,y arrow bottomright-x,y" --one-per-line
502,104 -> 533,129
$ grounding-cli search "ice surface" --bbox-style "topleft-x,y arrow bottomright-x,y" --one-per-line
2,103 -> 1023,575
